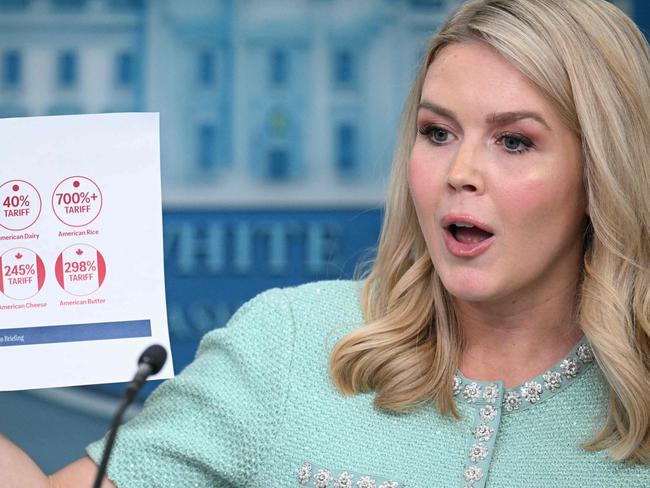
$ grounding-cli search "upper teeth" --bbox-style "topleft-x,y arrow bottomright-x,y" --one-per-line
454,223 -> 474,228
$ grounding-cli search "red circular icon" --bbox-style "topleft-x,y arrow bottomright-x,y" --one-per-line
0,180 -> 42,231
55,244 -> 106,296
52,176 -> 103,227
0,247 -> 46,300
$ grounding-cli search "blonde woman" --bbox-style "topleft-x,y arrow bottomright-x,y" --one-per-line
2,0 -> 649,486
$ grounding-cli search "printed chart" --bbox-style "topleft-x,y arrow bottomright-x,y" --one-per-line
0,177 -> 108,302
0,113 -> 172,391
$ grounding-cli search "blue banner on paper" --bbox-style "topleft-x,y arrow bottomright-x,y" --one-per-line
0,320 -> 151,347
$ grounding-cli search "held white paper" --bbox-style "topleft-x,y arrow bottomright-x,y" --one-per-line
0,113 -> 174,391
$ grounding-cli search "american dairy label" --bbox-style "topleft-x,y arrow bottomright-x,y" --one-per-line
0,113 -> 173,391
0,180 -> 42,231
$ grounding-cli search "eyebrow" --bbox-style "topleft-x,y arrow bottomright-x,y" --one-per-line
418,101 -> 551,131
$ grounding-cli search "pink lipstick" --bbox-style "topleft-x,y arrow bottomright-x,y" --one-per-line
441,214 -> 495,257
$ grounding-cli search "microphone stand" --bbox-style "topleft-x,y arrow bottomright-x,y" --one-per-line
92,345 -> 167,488
92,392 -> 133,488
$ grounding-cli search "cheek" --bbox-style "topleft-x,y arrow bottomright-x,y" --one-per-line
502,180 -> 549,218
499,137 -> 586,230
499,176 -> 585,238
407,149 -> 446,210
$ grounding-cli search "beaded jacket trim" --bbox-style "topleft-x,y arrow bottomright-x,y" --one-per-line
297,462 -> 400,488
454,336 -> 595,488
296,339 -> 595,488
453,337 -> 595,413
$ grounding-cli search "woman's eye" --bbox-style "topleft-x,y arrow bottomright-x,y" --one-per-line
418,125 -> 453,145
497,133 -> 534,154
417,126 -> 534,154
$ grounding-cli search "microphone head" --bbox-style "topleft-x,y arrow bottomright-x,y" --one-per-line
138,344 -> 167,375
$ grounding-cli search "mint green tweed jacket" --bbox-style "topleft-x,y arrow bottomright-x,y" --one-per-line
87,280 -> 650,487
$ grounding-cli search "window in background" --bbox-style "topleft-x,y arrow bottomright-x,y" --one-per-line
336,123 -> 358,176
198,124 -> 216,170
0,104 -> 27,118
197,50 -> 216,86
115,51 -> 134,88
268,148 -> 290,181
51,0 -> 87,10
57,50 -> 78,88
332,49 -> 356,88
0,0 -> 30,11
107,0 -> 143,10
408,0 -> 444,8
102,104 -> 136,114
269,49 -> 288,88
2,50 -> 22,89
47,103 -> 83,116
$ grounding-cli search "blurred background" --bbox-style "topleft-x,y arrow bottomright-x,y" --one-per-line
0,0 -> 640,474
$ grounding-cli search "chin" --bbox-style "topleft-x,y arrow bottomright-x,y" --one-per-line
436,267 -> 501,303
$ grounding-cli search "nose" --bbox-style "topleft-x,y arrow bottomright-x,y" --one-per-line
446,139 -> 485,194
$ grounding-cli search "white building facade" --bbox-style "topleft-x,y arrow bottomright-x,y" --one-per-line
0,0 -> 462,206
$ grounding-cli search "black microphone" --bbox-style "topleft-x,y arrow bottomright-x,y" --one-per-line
92,345 -> 167,488
125,345 -> 167,402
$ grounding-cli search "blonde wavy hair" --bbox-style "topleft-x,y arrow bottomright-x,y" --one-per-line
330,0 -> 650,463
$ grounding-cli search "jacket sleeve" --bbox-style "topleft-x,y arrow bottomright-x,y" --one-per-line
86,287 -> 296,487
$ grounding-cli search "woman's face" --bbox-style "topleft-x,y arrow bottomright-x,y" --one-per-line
408,42 -> 587,307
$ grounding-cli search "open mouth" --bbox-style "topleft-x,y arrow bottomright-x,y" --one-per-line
448,223 -> 494,244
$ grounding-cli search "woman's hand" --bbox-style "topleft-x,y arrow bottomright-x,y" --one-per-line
0,434 -> 115,488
